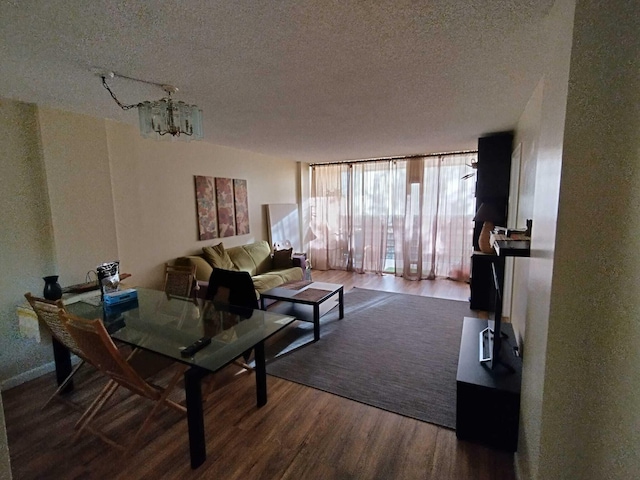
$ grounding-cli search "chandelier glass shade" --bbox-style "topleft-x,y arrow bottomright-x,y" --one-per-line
96,70 -> 203,141
138,97 -> 203,140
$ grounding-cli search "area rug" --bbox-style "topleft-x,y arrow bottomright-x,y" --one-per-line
265,287 -> 478,429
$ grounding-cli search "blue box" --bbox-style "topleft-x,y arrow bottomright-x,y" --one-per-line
104,288 -> 138,305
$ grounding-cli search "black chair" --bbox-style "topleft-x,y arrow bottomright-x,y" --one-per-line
205,268 -> 259,364
205,268 -> 258,317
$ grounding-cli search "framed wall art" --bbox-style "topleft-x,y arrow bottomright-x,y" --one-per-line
194,175 -> 250,240
194,175 -> 218,240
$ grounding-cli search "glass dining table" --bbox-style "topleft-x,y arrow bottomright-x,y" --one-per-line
63,287 -> 295,469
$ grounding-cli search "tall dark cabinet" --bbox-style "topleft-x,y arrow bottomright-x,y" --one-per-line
470,132 -> 513,311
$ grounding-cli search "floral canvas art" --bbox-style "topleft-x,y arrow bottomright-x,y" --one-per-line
215,177 -> 236,237
233,179 -> 250,235
194,175 -> 218,240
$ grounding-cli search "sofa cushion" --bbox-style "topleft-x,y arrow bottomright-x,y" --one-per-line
226,245 -> 256,275
252,267 -> 304,294
275,267 -> 305,284
272,248 -> 293,269
243,241 -> 273,274
202,243 -> 235,271
251,273 -> 287,294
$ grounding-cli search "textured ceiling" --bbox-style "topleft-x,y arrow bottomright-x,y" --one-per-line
0,0 -> 555,162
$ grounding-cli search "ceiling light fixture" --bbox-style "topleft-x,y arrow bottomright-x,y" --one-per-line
95,70 -> 203,141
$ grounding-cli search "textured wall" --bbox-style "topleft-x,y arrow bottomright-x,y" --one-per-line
513,0 -> 576,477
538,0 -> 640,477
0,99 -> 56,383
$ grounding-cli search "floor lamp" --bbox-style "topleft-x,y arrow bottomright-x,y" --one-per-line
474,203 -> 502,254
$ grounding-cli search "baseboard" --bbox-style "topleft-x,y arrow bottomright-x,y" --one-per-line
1,356 -> 80,391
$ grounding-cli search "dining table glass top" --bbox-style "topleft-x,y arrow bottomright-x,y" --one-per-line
66,288 -> 295,373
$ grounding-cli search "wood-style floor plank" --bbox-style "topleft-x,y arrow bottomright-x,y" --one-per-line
3,270 -> 513,479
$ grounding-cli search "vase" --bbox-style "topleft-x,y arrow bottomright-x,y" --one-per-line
43,275 -> 63,300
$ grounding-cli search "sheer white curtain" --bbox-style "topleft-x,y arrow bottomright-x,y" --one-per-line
309,164 -> 350,271
310,153 -> 475,281
392,154 -> 475,281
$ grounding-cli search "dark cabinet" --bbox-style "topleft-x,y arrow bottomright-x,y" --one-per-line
475,132 -> 514,200
473,132 -> 513,250
456,317 -> 522,452
470,253 -> 497,311
470,132 -> 513,309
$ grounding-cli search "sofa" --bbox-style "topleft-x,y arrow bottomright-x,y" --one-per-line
175,240 -> 303,296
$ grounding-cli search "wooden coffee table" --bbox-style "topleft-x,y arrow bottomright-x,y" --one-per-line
259,281 -> 344,341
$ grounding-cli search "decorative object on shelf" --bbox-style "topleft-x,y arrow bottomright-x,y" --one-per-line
473,202 -> 502,254
43,275 -> 62,300
94,69 -> 203,141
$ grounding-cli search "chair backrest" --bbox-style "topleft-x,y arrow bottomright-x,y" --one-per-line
58,311 -> 159,399
163,263 -> 197,298
24,292 -> 84,359
205,268 -> 259,315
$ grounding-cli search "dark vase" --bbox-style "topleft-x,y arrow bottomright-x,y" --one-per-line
43,275 -> 62,300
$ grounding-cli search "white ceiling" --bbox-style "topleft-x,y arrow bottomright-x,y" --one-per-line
0,0 -> 555,162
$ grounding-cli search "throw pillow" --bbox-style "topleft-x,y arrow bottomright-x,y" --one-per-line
272,248 -> 293,269
202,243 -> 235,270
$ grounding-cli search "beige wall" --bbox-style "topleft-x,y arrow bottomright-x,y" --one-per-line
537,0 -> 640,478
515,0 -> 640,478
38,108 -> 119,285
513,0 -> 576,478
508,78 -> 543,344
0,100 -> 56,382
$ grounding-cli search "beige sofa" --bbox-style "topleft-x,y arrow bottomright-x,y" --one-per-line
175,240 -> 303,296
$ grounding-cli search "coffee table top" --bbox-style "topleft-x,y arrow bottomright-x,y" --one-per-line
260,281 -> 343,304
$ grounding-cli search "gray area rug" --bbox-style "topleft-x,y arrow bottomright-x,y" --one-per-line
265,287 -> 477,429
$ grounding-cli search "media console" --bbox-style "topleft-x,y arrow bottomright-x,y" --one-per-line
456,316 -> 522,452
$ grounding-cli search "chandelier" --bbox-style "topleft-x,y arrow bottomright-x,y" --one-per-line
97,70 -> 203,141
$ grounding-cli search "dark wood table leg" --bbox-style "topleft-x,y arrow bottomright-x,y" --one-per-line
185,366 -> 208,469
254,341 -> 267,407
338,287 -> 344,319
313,303 -> 320,341
260,297 -> 265,310
52,337 -> 73,393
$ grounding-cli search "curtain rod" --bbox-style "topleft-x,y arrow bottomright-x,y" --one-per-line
309,149 -> 477,167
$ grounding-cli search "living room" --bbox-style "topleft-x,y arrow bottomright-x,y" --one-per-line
1,1 -> 639,479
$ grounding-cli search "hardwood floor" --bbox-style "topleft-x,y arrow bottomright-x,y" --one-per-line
3,271 -> 514,480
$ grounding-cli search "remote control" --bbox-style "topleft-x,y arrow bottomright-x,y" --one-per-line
180,336 -> 212,357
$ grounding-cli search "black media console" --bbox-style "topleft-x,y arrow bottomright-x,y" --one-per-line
456,317 -> 522,452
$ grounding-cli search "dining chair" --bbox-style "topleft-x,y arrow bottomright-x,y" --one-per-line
24,292 -> 92,410
59,310 -> 187,451
204,267 -> 259,372
163,263 -> 198,299
205,267 -> 258,313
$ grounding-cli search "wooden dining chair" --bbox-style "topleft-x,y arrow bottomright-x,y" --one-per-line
163,263 -> 198,299
59,310 -> 187,451
24,292 -> 93,410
